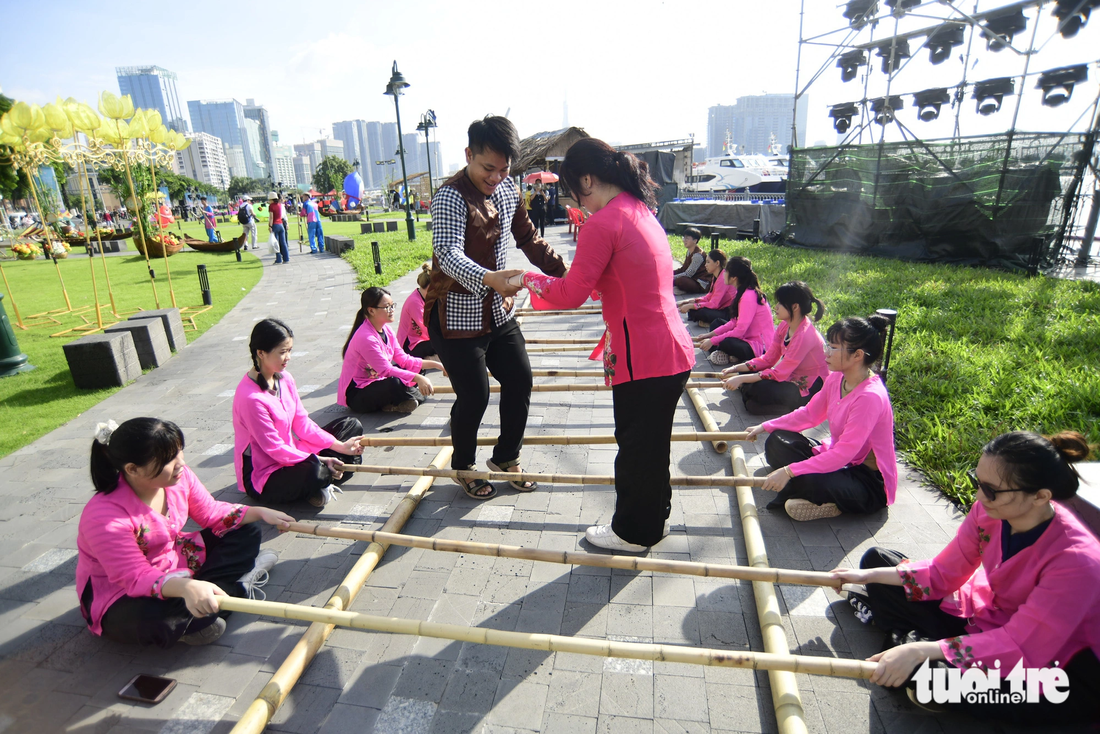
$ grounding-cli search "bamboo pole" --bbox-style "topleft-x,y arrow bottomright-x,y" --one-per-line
432,382 -> 724,394
526,345 -> 596,353
286,523 -> 838,587
358,431 -> 749,448
528,369 -> 725,379
732,443 -> 808,734
230,447 -> 452,734
515,308 -> 603,316
216,596 -> 875,680
0,262 -> 26,329
525,338 -> 604,345
686,379 -> 728,453
342,463 -> 765,488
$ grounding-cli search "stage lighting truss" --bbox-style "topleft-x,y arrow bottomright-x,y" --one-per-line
972,77 -> 1015,115
871,95 -> 904,124
837,50 -> 868,82
912,88 -> 952,121
1053,0 -> 1099,38
980,8 -> 1028,52
830,103 -> 861,133
844,0 -> 879,28
885,0 -> 921,15
875,39 -> 911,74
926,23 -> 967,65
1037,64 -> 1089,107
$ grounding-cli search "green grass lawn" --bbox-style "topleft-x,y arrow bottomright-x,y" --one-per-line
0,248 -> 263,458
670,238 -> 1100,506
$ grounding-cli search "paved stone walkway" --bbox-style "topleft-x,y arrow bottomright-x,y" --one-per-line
0,226 -> 1053,733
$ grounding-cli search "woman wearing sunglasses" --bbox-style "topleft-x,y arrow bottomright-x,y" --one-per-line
829,431 -> 1100,725
338,287 -> 444,414
745,314 -> 896,522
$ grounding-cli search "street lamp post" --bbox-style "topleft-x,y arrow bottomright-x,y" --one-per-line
384,61 -> 416,241
416,110 -> 438,201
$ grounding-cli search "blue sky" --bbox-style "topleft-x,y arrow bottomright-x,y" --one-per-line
2,0 -> 1097,171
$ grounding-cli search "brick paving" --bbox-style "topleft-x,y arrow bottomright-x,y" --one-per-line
0,226 -> 1049,733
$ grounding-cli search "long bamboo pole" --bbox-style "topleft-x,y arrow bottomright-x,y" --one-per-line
342,463 -> 765,488
732,444 -> 808,734
526,345 -> 597,353
286,523 -> 838,587
525,338 -> 604,345
358,431 -> 749,448
686,379 -> 728,453
216,597 -> 876,680
230,447 -> 452,734
528,369 -> 724,379
432,382 -> 724,394
515,308 -> 603,316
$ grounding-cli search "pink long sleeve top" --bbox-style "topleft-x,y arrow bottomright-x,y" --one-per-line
897,501 -> 1100,672
711,289 -> 775,357
232,370 -> 336,494
337,322 -> 423,405
76,466 -> 247,635
694,271 -> 734,310
396,289 -> 429,353
745,317 -> 829,396
762,371 -> 898,504
521,193 -> 695,386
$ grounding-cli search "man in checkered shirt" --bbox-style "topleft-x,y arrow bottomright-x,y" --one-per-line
424,116 -> 567,499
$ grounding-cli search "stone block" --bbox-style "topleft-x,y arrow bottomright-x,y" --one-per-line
62,331 -> 141,389
426,221 -> 433,232
372,222 -> 386,233
360,222 -> 373,235
385,220 -> 398,232
326,236 -> 354,255
129,308 -> 186,352
104,317 -> 171,369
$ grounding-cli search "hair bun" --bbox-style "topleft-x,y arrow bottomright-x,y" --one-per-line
867,314 -> 891,332
1047,431 -> 1093,463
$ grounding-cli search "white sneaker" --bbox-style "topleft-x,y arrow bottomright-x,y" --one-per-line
664,518 -> 671,536
309,483 -> 343,507
707,350 -> 729,366
238,549 -> 278,600
584,524 -> 648,552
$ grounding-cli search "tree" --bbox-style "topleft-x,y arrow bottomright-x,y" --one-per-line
0,93 -> 27,202
312,155 -> 352,194
228,176 -> 269,199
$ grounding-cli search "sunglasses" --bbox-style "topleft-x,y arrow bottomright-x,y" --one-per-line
967,469 -> 1028,501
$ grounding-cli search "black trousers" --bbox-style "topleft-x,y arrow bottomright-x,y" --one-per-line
403,338 -> 436,359
531,209 -> 546,237
243,416 -> 363,505
96,523 -> 261,648
763,429 -> 887,514
739,376 -> 822,416
429,308 -> 531,471
672,275 -> 708,294
860,547 -> 1100,725
686,307 -> 727,325
705,319 -> 757,362
610,371 -> 691,546
345,377 -> 420,413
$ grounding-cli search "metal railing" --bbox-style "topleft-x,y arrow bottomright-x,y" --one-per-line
672,192 -> 785,203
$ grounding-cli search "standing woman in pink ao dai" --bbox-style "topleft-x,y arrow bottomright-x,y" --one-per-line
518,138 -> 695,552
339,287 -> 444,414
232,318 -> 365,508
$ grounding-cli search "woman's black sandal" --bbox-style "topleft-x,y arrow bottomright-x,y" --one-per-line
487,458 -> 538,492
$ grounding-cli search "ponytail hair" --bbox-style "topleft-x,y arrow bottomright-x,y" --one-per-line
825,314 -> 890,368
774,281 -> 825,322
724,256 -> 765,318
342,287 -> 390,358
249,318 -> 293,392
983,430 -> 1094,500
90,417 -> 185,494
560,138 -> 659,210
416,262 -> 432,289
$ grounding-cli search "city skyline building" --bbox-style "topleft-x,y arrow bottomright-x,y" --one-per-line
175,132 -> 231,191
243,118 -> 267,180
706,93 -> 807,157
273,144 -> 297,188
116,65 -> 189,133
243,99 -> 275,181
292,155 -> 312,189
332,120 -> 371,184
223,145 -> 248,179
187,98 -> 261,179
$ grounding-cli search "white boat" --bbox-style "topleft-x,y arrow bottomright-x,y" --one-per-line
684,157 -> 763,192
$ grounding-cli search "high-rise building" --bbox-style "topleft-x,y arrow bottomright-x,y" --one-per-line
707,94 -> 807,157
223,145 -> 248,179
116,65 -> 189,132
273,145 -> 297,188
243,99 -> 275,181
187,99 -> 262,179
293,156 -> 312,189
243,119 -> 267,180
319,138 -> 344,163
176,132 -> 231,191
400,132 -> 421,176
293,142 -> 323,179
332,120 -> 370,181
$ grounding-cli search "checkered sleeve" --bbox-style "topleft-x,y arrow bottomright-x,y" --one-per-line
431,186 -> 490,298
488,179 -> 520,326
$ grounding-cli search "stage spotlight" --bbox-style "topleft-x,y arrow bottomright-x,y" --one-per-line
875,39 -> 911,74
912,88 -> 951,121
1037,65 -> 1089,107
844,0 -> 878,28
837,50 -> 868,82
885,0 -> 920,14
972,77 -> 1015,115
829,103 -> 860,134
871,96 -> 904,124
1052,0 -> 1098,38
926,24 -> 966,65
980,9 -> 1027,51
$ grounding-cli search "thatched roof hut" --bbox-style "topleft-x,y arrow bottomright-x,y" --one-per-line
513,127 -> 589,176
